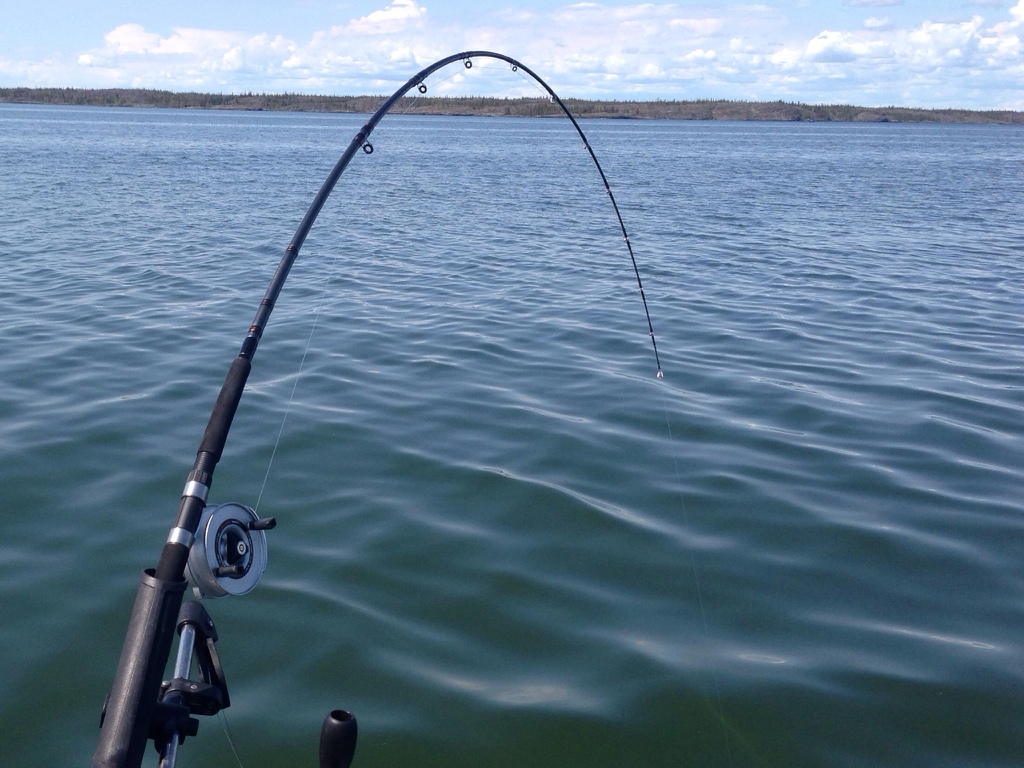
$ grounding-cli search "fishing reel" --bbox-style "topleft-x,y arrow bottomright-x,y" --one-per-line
186,502 -> 276,599
171,504 -> 357,768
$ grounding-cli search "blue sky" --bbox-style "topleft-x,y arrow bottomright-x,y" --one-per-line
2,1 -> 1022,109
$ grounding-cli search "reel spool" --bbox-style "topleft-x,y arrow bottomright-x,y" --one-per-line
187,502 -> 275,598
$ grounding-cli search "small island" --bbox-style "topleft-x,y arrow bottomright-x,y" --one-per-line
1,87 -> 1021,124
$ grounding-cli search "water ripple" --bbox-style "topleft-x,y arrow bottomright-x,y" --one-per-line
2,107 -> 1023,768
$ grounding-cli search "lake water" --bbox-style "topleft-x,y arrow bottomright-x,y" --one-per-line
1,103 -> 1022,768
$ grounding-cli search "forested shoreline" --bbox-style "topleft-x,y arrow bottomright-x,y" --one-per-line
2,87 -> 1021,124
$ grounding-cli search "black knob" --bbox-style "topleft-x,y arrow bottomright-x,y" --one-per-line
319,709 -> 357,768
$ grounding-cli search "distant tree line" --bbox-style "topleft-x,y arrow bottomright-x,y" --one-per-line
1,87 -> 1021,124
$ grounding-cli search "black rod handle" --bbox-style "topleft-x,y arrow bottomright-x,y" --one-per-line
319,710 -> 358,768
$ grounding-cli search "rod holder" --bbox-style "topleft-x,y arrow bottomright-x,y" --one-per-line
92,570 -> 188,768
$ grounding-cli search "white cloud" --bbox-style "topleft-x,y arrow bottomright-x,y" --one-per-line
4,0 -> 1023,109
69,24 -> 293,87
103,23 -> 161,55
669,18 -> 724,35
683,48 -> 716,62
901,17 -> 985,66
753,6 -> 1022,106
805,30 -> 862,63
864,17 -> 892,30
344,0 -> 428,35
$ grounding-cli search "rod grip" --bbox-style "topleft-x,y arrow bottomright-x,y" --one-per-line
198,355 -> 252,461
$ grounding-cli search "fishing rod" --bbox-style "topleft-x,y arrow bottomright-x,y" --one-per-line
90,50 -> 661,768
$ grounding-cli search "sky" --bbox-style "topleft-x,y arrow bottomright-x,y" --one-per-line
2,0 -> 1022,109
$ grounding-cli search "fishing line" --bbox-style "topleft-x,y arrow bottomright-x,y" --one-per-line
386,64 -> 469,125
660,389 -> 733,766
92,51 -> 669,768
506,63 -> 664,378
252,66 -> 472,512
511,65 -> 557,101
253,251 -> 340,514
397,55 -> 666,383
413,66 -> 467,96
254,54 -> 664,512
217,710 -> 246,768
251,72 -> 465,510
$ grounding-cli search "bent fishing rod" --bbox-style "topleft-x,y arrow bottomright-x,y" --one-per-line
91,50 -> 662,768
